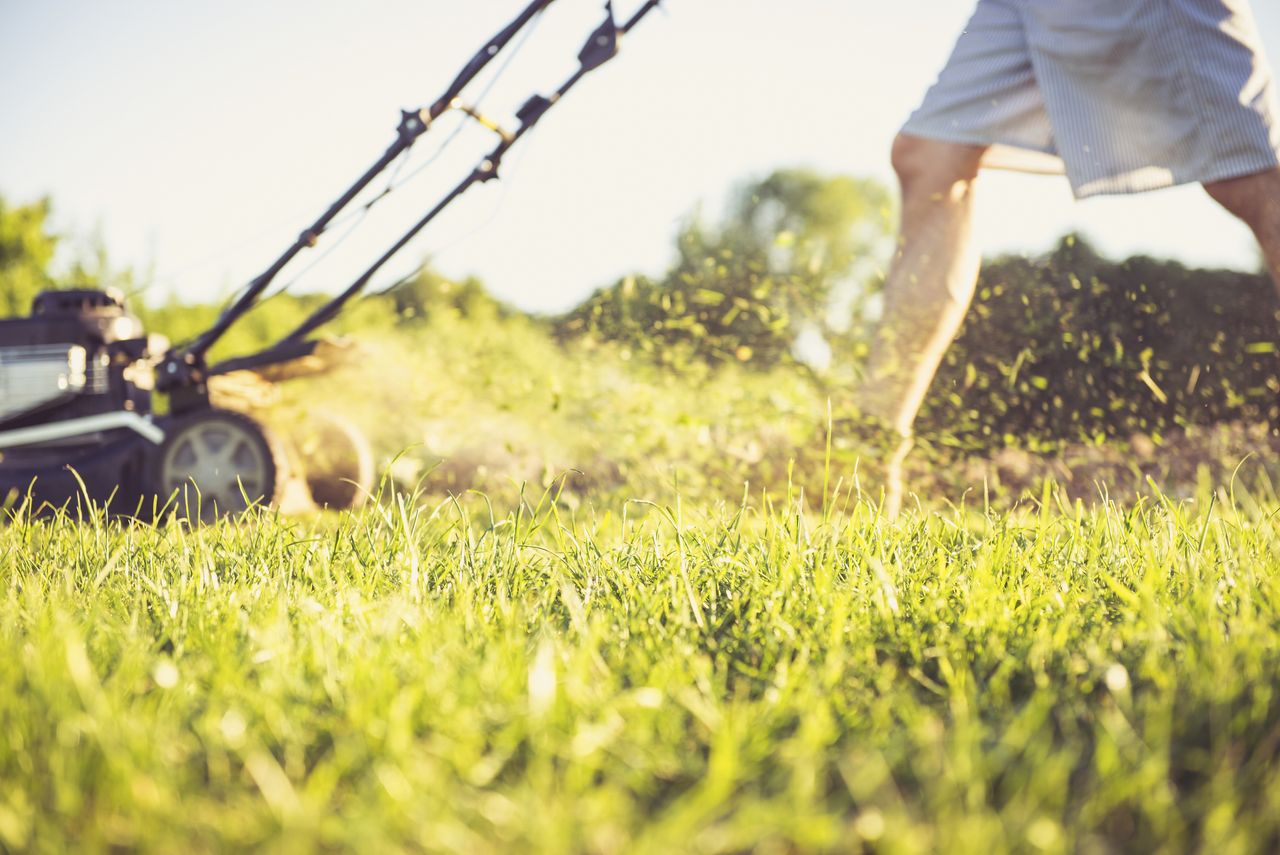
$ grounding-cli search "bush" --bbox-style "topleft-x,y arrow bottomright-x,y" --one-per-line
0,197 -> 57,317
556,169 -> 894,371
918,236 -> 1280,452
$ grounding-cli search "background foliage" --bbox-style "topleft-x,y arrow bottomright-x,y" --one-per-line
921,236 -> 1280,452
0,197 -> 57,318
556,170 -> 893,368
3,175 -> 1278,499
5,179 -> 1280,852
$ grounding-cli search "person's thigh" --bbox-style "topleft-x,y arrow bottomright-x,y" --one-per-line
1203,167 -> 1280,223
892,134 -> 988,187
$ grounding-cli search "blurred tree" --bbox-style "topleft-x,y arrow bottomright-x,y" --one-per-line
728,168 -> 894,331
61,224 -> 149,298
0,196 -> 57,316
558,169 -> 894,368
386,265 -> 504,324
0,197 -> 150,318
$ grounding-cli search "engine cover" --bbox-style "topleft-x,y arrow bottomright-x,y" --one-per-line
0,288 -> 153,430
0,343 -> 92,421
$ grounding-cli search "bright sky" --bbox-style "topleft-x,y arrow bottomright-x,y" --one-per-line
3,1 -> 1279,314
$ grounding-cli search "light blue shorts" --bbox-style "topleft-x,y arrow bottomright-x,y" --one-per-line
903,0 -> 1280,198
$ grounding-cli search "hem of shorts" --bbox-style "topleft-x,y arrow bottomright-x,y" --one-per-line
899,123 -> 1056,157
903,123 -> 1280,200
1072,149 -> 1280,199
898,122 -> 1066,176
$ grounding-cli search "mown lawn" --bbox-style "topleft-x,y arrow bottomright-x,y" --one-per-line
2,489 -> 1279,853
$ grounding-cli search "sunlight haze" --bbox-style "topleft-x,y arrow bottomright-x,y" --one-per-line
3,0 -> 1279,311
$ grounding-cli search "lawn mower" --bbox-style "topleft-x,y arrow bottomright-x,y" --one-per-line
0,0 -> 661,520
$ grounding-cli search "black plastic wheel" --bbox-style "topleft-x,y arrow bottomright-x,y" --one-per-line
295,412 -> 375,510
149,409 -> 282,521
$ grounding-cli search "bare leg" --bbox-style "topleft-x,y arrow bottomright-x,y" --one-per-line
858,134 -> 989,437
1203,167 -> 1280,293
849,135 -> 987,514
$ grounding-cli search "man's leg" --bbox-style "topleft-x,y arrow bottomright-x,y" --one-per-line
850,134 -> 987,512
1205,167 -> 1280,433
1203,167 -> 1280,291
853,135 -> 987,513
858,134 -> 988,436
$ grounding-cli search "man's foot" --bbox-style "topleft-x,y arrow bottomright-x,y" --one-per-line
825,409 -> 915,519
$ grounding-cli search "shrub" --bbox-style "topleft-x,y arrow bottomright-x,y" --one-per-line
918,237 -> 1280,452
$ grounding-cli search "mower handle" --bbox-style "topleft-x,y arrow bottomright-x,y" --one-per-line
277,0 -> 664,346
164,0 -> 558,384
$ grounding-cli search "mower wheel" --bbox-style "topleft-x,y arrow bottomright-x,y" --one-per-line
150,409 -> 282,521
294,412 -> 375,510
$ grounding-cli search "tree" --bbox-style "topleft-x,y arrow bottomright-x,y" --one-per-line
385,266 -> 503,324
726,168 -> 893,332
557,169 -> 894,368
0,196 -> 57,317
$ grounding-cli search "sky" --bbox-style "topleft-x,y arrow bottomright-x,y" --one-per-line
3,1 -> 1279,314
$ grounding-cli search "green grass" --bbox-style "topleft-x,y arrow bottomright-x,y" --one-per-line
6,305 -> 1280,853
3,484 -> 1280,853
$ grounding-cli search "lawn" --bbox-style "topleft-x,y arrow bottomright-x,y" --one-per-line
3,484 -> 1279,853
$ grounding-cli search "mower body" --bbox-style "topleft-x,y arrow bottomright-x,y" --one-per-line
0,289 -> 169,514
1,288 -> 371,519
0,3 -> 659,520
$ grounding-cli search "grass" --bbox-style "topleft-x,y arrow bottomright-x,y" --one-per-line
3,480 -> 1280,853
5,307 -> 1280,853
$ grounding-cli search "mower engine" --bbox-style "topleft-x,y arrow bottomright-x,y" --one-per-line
0,288 -> 167,513
0,289 -> 152,422
0,288 -> 367,520
0,287 -> 289,519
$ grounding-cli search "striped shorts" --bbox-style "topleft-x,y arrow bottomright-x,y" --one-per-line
902,0 -> 1280,198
